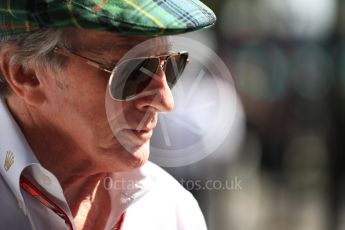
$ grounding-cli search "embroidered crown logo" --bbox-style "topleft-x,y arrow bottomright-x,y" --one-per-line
4,151 -> 14,172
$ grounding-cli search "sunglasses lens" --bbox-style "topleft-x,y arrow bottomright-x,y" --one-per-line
165,53 -> 188,88
109,53 -> 188,100
110,58 -> 159,100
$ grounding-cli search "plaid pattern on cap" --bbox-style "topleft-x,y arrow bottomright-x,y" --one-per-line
0,0 -> 216,36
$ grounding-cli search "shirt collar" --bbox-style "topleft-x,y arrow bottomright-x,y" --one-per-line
0,98 -> 156,225
0,99 -> 38,215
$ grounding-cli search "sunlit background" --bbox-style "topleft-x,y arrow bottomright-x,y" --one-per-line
149,0 -> 345,229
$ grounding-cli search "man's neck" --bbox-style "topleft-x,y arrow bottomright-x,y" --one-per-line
6,96 -> 111,228
65,175 -> 111,230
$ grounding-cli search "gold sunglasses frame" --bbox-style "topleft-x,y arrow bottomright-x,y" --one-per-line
53,46 -> 189,100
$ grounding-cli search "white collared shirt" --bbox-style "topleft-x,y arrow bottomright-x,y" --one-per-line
0,99 -> 207,230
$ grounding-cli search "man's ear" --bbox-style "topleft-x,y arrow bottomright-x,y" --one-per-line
0,44 -> 46,106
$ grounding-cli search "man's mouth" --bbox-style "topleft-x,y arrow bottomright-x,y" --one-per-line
122,128 -> 153,143
109,113 -> 157,144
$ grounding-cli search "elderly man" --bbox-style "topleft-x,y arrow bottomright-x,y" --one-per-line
0,0 -> 216,230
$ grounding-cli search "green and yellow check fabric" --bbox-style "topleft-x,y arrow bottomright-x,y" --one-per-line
0,0 -> 216,36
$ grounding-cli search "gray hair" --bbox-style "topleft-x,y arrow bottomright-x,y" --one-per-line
0,28 -> 69,97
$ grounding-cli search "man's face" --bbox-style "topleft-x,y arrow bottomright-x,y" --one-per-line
39,29 -> 174,171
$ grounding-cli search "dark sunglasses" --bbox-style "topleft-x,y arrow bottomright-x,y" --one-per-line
54,47 -> 189,100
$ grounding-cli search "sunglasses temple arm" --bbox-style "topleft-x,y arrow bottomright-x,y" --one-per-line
87,62 -> 112,73
53,47 -> 112,74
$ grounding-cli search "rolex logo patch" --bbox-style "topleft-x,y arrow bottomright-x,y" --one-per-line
4,151 -> 14,172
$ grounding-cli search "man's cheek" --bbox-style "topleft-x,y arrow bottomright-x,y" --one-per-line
106,90 -> 125,120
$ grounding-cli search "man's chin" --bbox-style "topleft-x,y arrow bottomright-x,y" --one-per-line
106,132 -> 151,170
122,142 -> 150,169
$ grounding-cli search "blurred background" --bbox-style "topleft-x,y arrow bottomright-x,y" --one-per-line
150,0 -> 345,229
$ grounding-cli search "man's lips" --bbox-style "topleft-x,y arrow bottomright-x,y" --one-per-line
121,128 -> 153,142
109,113 -> 157,143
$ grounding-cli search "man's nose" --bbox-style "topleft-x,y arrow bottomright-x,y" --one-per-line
134,62 -> 174,112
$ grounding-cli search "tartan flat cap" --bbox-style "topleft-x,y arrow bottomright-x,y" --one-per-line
0,0 -> 216,36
